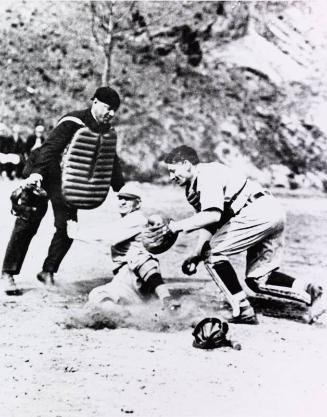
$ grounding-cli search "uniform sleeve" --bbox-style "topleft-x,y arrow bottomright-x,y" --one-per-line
109,212 -> 147,245
197,165 -> 224,212
31,121 -> 82,177
77,211 -> 146,244
111,154 -> 125,192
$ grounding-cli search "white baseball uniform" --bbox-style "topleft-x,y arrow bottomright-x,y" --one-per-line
79,210 -> 161,306
185,162 -> 285,277
184,162 -> 311,303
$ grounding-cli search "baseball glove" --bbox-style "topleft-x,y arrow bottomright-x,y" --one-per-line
142,214 -> 178,255
11,183 -> 48,221
192,317 -> 229,349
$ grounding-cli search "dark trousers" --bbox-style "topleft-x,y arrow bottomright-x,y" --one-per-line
2,179 -> 77,275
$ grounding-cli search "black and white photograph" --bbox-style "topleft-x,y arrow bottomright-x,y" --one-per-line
0,1 -> 327,416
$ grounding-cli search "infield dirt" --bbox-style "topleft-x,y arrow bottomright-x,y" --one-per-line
1,180 -> 326,417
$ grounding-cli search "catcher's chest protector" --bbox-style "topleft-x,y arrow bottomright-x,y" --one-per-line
62,127 -> 117,209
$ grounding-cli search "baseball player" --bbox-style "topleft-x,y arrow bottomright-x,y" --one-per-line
68,183 -> 180,310
161,145 -> 325,324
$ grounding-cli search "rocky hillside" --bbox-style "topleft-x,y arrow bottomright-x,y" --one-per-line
0,0 -> 327,189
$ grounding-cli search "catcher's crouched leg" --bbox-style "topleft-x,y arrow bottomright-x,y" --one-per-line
245,271 -> 312,304
204,258 -> 257,324
245,271 -> 326,323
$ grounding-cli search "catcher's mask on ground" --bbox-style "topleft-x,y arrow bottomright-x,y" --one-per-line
192,317 -> 229,349
117,184 -> 141,216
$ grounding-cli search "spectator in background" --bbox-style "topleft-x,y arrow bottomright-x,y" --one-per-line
25,122 -> 46,157
10,124 -> 26,179
0,123 -> 15,179
0,123 -> 7,178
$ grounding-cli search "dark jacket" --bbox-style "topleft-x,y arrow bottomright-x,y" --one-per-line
31,108 -> 124,192
22,148 -> 42,179
25,134 -> 45,156
13,137 -> 26,155
0,135 -> 14,154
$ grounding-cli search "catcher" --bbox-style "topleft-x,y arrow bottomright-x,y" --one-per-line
67,183 -> 180,310
157,145 -> 325,324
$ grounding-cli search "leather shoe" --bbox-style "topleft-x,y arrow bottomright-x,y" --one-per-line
37,271 -> 55,286
229,305 -> 258,325
1,272 -> 23,296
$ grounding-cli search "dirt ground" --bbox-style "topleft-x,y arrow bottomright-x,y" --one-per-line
1,179 -> 327,417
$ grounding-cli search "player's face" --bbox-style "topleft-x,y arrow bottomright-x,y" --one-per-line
118,196 -> 140,216
167,161 -> 193,186
92,99 -> 115,124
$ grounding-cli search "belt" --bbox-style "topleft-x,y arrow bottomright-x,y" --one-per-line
244,190 -> 270,208
112,263 -> 127,276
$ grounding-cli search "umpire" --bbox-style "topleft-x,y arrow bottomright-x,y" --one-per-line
1,86 -> 125,294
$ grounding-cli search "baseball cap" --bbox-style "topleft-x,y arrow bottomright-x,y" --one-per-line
118,183 -> 141,200
92,86 -> 121,111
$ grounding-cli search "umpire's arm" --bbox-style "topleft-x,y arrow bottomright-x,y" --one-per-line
111,155 -> 125,192
31,121 -> 82,178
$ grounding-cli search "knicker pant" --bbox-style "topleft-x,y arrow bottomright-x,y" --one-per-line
88,264 -> 144,306
209,195 -> 285,278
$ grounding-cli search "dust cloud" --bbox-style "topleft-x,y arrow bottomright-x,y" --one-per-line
64,297 -> 209,332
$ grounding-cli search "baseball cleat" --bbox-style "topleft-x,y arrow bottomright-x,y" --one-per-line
306,284 -> 326,324
37,271 -> 55,286
229,305 -> 259,325
0,272 -> 23,296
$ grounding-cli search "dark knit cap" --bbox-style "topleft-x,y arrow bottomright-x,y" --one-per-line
92,86 -> 121,111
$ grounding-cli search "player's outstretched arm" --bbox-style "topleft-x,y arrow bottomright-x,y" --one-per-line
170,210 -> 221,234
67,215 -> 144,244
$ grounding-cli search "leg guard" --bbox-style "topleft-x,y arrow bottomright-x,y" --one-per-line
205,260 -> 250,316
134,258 -> 160,283
245,270 -> 311,304
133,257 -> 164,296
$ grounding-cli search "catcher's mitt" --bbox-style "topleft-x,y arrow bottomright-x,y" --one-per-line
11,184 -> 48,221
192,317 -> 229,349
142,214 -> 178,255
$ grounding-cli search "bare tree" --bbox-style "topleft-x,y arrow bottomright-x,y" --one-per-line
90,1 -> 135,84
90,1 -> 227,85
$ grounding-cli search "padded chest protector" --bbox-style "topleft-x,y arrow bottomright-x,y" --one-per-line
62,127 -> 117,209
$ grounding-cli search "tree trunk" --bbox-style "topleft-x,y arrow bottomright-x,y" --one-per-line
101,1 -> 114,85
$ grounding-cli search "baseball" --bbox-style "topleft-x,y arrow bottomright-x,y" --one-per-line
148,214 -> 164,226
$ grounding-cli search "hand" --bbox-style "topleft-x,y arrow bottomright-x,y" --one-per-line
168,220 -> 178,234
23,173 -> 43,188
182,254 -> 202,276
67,220 -> 79,239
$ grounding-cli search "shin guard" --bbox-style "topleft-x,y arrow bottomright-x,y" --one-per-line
205,261 -> 248,316
245,270 -> 310,304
